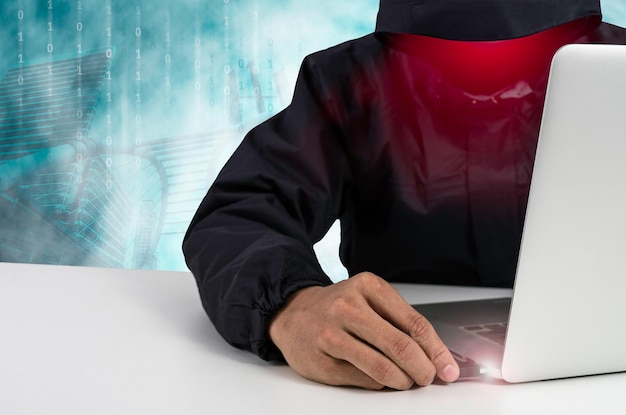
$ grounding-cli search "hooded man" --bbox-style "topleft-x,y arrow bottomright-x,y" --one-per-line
183,0 -> 626,390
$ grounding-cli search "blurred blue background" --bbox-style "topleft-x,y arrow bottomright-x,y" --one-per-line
0,1 -> 624,279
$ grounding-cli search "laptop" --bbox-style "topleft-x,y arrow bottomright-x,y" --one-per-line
413,43 -> 626,383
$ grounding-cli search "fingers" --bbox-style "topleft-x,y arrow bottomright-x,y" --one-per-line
315,355 -> 386,390
319,327 -> 415,390
347,314 -> 438,386
350,273 -> 460,384
404,312 -> 460,383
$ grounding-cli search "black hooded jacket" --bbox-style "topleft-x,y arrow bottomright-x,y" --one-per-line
183,0 -> 626,360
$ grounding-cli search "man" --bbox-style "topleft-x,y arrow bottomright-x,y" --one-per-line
183,0 -> 626,390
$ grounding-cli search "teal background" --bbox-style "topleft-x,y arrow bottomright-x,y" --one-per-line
0,1 -> 624,279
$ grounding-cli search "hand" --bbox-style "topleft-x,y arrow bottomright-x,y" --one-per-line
268,272 -> 460,390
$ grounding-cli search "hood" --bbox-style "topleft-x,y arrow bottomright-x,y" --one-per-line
375,0 -> 602,40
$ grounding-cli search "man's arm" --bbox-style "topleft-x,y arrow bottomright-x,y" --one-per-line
182,54 -> 349,360
183,47 -> 458,388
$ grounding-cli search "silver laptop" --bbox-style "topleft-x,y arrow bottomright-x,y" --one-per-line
414,43 -> 626,383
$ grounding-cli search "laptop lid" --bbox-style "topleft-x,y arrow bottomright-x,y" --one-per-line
501,43 -> 626,382
414,43 -> 626,383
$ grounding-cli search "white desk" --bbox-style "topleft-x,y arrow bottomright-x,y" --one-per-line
1,262 -> 624,414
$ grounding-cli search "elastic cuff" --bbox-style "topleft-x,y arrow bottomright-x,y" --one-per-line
254,274 -> 333,361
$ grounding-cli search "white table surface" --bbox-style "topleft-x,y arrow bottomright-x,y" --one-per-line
1,261 -> 625,415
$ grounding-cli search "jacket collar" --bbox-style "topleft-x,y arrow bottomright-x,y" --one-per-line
375,0 -> 602,40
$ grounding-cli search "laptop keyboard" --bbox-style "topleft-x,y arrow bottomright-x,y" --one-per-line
462,322 -> 508,347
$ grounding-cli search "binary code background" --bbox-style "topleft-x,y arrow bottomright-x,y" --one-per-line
0,1 -> 624,278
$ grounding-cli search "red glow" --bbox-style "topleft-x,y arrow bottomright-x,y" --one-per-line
387,17 -> 601,94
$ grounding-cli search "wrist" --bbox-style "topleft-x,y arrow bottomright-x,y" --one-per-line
268,285 -> 325,345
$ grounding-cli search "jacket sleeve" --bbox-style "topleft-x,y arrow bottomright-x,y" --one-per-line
182,54 -> 351,361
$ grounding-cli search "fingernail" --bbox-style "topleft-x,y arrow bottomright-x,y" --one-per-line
443,364 -> 460,382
